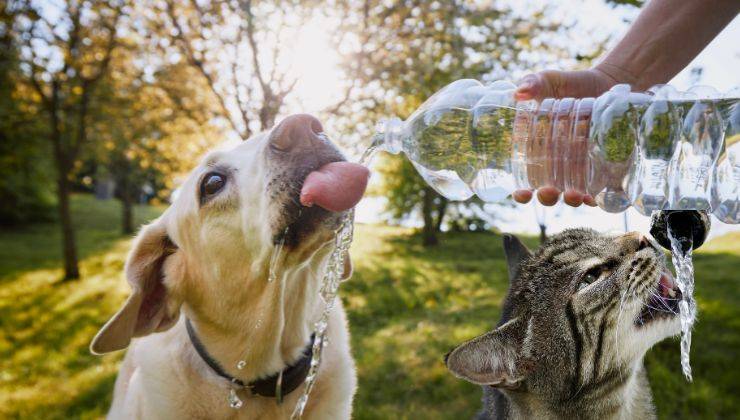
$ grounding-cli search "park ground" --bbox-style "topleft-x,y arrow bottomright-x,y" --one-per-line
0,195 -> 738,419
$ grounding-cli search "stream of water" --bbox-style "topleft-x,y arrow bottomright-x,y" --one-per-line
667,225 -> 697,381
289,146 -> 379,418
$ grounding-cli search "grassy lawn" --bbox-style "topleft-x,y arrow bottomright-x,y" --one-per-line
1,194 -> 737,419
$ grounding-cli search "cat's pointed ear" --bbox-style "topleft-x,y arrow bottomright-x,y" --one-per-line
445,317 -> 524,389
503,234 -> 531,282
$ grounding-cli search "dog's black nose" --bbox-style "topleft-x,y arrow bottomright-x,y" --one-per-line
269,114 -> 324,152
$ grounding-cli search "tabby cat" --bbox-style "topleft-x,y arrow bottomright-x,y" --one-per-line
446,229 -> 681,419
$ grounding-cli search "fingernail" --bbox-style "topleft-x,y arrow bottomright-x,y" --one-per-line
517,81 -> 533,91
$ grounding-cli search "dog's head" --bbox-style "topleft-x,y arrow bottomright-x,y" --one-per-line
91,114 -> 368,354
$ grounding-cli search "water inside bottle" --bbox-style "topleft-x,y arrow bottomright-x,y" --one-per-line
375,80 -> 739,221
405,107 -> 475,200
588,91 -> 639,212
631,98 -> 678,215
714,95 -> 740,223
471,103 -> 518,201
670,98 -> 724,211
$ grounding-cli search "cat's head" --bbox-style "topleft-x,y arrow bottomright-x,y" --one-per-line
445,229 -> 681,402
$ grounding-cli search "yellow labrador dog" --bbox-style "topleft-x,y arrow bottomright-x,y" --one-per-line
91,114 -> 369,419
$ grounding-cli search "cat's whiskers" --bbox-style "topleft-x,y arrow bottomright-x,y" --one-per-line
614,288 -> 630,383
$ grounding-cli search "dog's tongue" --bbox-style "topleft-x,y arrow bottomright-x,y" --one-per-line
300,162 -> 369,212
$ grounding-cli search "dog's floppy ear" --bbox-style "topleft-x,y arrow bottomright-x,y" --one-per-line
91,217 -> 182,354
445,317 -> 525,389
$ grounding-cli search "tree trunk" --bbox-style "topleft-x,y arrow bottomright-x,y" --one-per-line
421,187 -> 438,246
539,223 -> 547,244
121,193 -> 134,235
434,197 -> 448,233
49,106 -> 80,281
56,162 -> 80,280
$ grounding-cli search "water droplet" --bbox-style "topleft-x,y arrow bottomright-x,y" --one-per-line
228,388 -> 243,409
236,360 -> 246,370
268,227 -> 289,282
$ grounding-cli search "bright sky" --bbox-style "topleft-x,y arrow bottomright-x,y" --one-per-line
345,3 -> 740,239
283,15 -> 346,114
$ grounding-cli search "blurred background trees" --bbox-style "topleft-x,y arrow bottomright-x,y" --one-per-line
1,0 -> 631,277
8,0 -> 123,279
146,0 -> 314,139
0,9 -> 55,227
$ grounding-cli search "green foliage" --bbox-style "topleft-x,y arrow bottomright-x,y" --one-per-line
642,102 -> 677,158
602,108 -> 638,162
372,154 -> 425,220
90,41 -> 223,207
1,195 -> 738,418
0,25 -> 54,225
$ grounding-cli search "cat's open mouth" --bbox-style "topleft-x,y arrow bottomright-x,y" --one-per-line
635,270 -> 682,327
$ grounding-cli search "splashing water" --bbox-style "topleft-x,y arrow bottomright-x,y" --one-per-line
290,210 -> 355,419
223,143 -> 374,414
667,225 -> 697,381
290,147 -> 376,419
269,226 -> 290,282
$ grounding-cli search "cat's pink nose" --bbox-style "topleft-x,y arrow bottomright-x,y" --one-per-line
637,235 -> 652,251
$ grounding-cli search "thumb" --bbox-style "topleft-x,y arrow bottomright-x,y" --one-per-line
514,71 -> 568,101
515,69 -> 616,101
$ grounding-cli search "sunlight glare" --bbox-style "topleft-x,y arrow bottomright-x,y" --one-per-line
285,16 -> 344,113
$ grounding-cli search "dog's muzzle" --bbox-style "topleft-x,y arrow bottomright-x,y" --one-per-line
266,114 -> 369,246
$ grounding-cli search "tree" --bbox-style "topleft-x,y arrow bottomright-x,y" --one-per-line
91,39 -> 223,234
9,0 -> 124,280
0,8 -> 54,225
143,0 -> 314,137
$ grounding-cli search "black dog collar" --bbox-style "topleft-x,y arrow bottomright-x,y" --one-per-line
185,318 -> 314,401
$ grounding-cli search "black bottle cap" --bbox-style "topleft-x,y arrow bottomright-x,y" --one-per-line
649,210 -> 711,255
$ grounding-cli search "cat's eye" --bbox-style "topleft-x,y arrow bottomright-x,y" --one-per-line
578,266 -> 605,291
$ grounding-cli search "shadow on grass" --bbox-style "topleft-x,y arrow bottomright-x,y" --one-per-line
0,194 -> 163,281
1,210 -> 738,419
0,194 -> 158,418
344,227 -> 518,419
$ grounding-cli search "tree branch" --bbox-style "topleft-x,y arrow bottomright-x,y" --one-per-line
165,0 -> 249,139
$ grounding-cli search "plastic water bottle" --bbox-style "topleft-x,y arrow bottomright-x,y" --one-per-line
372,80 -> 740,223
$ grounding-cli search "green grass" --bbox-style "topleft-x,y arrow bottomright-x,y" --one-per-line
1,195 -> 738,419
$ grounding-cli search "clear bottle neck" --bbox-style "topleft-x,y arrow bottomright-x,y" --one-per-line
374,117 -> 404,154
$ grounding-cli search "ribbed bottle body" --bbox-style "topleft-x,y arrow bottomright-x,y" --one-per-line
373,80 -> 739,223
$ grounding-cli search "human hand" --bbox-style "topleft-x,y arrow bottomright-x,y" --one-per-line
514,68 -> 617,102
512,68 -> 617,207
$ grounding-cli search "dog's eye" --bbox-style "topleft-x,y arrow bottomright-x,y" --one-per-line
201,172 -> 226,198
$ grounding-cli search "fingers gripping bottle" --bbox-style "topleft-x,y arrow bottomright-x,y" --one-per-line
371,80 -> 739,223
